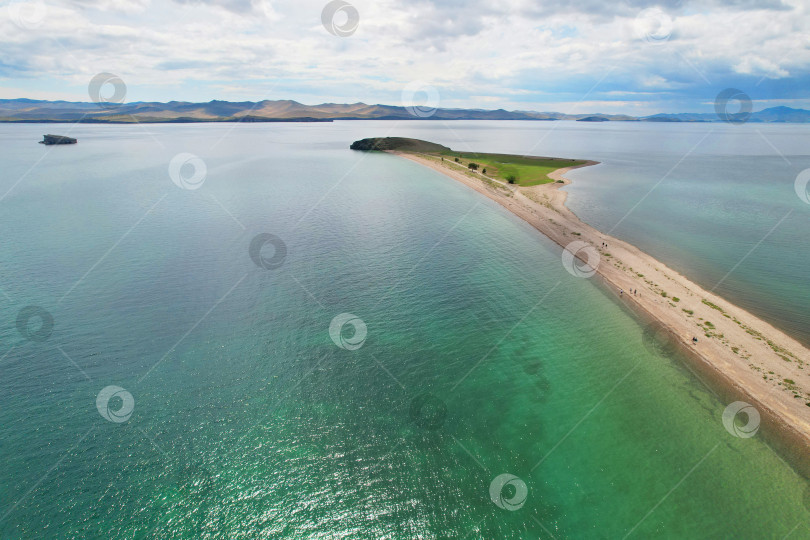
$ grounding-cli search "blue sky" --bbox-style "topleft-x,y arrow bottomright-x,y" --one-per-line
1,0 -> 808,114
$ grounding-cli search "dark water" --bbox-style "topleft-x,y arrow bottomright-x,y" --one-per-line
0,123 -> 808,539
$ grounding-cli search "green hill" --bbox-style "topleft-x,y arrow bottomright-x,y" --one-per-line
349,137 -> 451,152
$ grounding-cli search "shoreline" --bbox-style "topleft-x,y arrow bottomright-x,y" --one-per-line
391,150 -> 810,475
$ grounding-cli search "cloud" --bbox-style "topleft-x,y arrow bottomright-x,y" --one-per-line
64,0 -> 151,13
170,0 -> 254,13
0,0 -> 806,112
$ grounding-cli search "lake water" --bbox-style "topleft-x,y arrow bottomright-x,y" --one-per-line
0,122 -> 808,538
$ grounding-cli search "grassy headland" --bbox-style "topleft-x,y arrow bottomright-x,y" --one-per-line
350,137 -> 587,187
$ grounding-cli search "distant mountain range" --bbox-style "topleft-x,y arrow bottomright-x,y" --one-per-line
3,99 -> 810,123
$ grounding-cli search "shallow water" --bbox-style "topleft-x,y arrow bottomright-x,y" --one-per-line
0,123 -> 808,538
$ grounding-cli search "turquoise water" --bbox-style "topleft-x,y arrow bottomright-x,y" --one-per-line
0,123 -> 808,538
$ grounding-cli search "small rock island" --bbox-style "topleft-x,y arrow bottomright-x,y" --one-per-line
40,134 -> 78,145
350,137 -> 450,152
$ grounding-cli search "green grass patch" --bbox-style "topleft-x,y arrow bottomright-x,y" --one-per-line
701,299 -> 725,313
438,151 -> 587,187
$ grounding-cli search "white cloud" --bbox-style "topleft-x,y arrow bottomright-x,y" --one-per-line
0,0 -> 808,110
0,85 -> 83,100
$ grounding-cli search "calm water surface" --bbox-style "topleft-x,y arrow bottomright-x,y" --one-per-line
0,122 -> 808,539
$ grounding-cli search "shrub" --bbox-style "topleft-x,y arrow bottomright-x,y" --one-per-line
506,175 -> 517,184
468,162 -> 479,170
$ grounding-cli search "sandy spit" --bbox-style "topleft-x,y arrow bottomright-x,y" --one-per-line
391,150 -> 810,472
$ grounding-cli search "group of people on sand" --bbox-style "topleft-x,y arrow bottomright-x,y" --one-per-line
608,239 -> 699,347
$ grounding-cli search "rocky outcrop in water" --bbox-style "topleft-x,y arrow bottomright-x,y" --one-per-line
40,134 -> 77,145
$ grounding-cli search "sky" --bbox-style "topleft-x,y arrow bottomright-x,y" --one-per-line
1,0 -> 809,114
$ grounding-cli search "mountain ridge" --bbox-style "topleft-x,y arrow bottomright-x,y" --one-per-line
2,99 -> 809,123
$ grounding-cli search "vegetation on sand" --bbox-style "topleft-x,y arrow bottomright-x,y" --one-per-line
350,137 -> 588,186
